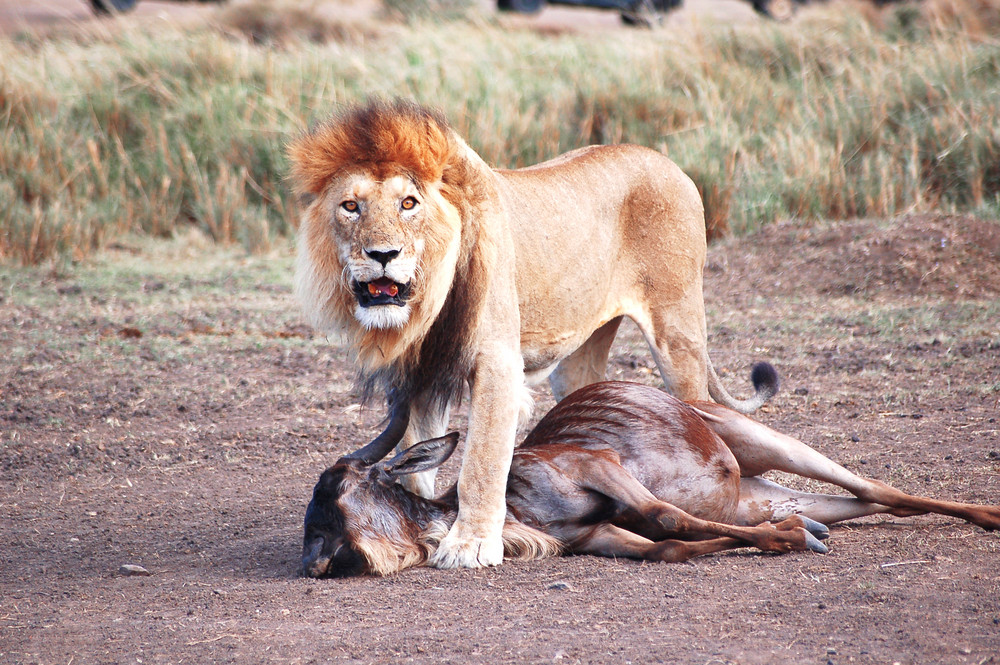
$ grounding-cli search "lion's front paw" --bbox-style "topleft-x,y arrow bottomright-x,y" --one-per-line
428,529 -> 504,569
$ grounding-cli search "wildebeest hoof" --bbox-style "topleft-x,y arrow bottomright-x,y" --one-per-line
799,516 -> 830,540
804,531 -> 829,554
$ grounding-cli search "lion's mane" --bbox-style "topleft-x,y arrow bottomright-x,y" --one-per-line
288,100 -> 497,408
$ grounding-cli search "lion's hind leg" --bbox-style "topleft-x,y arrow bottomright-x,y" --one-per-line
397,398 -> 451,499
549,317 -> 623,402
630,304 -> 708,403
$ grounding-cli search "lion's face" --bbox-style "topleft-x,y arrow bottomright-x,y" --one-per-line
329,172 -> 429,330
296,163 -> 464,370
289,100 -> 476,374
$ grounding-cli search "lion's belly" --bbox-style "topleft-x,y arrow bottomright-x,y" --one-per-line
523,360 -> 560,385
518,302 -> 631,377
521,339 -> 576,380
508,206 -> 637,376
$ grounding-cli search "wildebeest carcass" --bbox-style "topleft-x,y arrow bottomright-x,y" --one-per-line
302,380 -> 1000,577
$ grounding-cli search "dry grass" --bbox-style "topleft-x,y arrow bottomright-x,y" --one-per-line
216,0 -> 384,45
1,0 -> 999,264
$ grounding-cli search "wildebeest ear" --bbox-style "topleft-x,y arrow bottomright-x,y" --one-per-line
313,465 -> 345,498
377,432 -> 460,479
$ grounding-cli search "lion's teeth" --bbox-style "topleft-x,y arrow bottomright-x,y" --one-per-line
367,281 -> 399,298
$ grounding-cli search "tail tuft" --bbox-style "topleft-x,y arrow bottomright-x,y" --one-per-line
708,358 -> 781,414
750,362 -> 780,400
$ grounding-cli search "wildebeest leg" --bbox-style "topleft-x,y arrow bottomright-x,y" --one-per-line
570,523 -> 749,563
572,455 -> 828,554
549,318 -> 623,402
396,396 -> 450,499
692,401 -> 1000,531
736,476 -> 890,526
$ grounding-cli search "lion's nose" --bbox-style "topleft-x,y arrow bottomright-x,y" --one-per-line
365,248 -> 400,266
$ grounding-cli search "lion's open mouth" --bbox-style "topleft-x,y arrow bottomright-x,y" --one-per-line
353,278 -> 411,308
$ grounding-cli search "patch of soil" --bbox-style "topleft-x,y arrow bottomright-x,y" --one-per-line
2,213 -> 1000,664
708,213 -> 1000,299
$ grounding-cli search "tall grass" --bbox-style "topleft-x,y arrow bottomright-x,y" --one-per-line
1,0 -> 999,264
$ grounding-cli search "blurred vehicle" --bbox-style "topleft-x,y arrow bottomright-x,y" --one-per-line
498,0 -> 804,24
90,0 -> 138,11
90,0 -> 226,14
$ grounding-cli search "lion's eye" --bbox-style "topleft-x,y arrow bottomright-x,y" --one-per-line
341,200 -> 359,214
400,196 -> 418,211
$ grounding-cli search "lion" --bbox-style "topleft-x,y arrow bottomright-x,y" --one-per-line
287,99 -> 777,570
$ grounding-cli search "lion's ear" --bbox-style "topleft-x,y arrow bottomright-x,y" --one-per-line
439,137 -> 500,222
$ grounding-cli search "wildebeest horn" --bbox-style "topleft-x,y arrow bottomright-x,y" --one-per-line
342,392 -> 410,464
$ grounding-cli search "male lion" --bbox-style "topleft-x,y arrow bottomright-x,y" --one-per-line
288,99 -> 776,570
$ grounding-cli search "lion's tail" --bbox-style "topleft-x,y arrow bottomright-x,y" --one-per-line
639,326 -> 779,414
706,360 -> 780,414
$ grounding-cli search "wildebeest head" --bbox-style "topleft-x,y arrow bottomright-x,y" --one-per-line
302,462 -> 367,578
302,432 -> 460,578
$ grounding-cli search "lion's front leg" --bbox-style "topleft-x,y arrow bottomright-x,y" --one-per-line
429,348 -> 523,569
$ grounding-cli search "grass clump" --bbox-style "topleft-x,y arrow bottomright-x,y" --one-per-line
382,0 -> 480,22
1,0 -> 999,264
216,0 -> 381,45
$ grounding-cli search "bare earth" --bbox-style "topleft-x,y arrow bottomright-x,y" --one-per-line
2,213 -> 999,664
0,0 -> 220,35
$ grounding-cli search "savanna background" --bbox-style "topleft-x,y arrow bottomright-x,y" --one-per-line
1,0 -> 999,663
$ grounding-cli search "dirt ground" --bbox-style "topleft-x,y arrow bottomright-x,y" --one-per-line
2,213 -> 999,664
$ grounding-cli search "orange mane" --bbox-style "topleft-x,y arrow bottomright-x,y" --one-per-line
288,99 -> 457,197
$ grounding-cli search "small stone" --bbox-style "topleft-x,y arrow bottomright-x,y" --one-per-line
547,581 -> 573,591
118,564 -> 151,577
827,648 -> 837,655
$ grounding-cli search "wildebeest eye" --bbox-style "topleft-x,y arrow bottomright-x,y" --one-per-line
400,196 -> 418,211
341,200 -> 359,214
